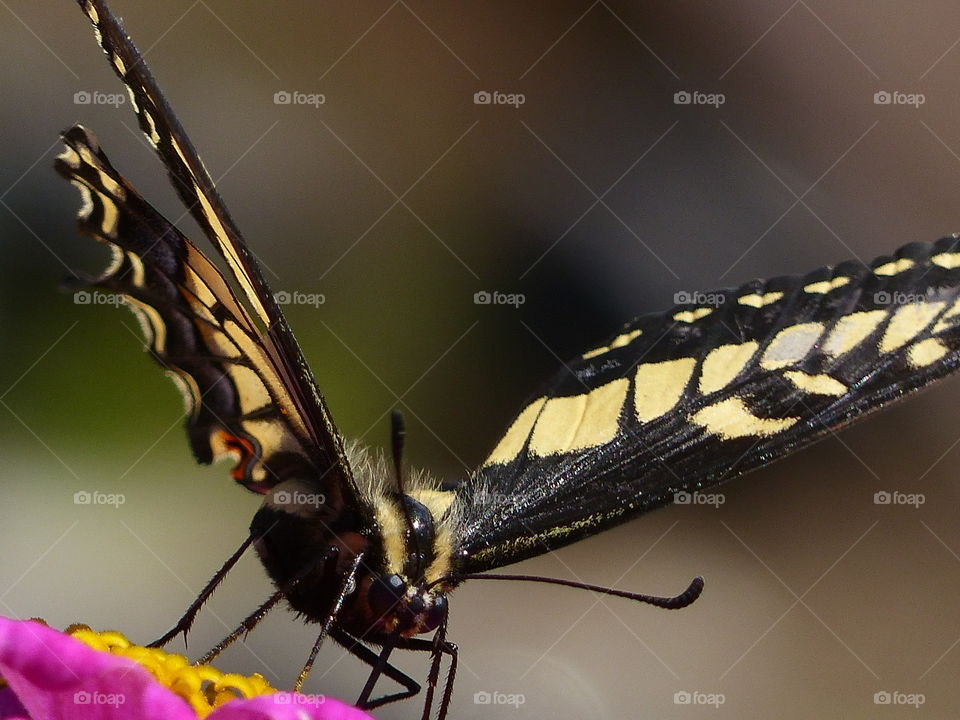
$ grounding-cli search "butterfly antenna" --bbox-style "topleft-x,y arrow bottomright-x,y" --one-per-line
390,410 -> 418,545
436,574 -> 704,610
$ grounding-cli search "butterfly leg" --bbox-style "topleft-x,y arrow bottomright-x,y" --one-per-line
419,615 -> 457,720
196,545 -> 347,665
195,587 -> 287,665
329,628 -> 457,719
329,628 -> 422,708
293,552 -> 366,691
149,531 -> 259,648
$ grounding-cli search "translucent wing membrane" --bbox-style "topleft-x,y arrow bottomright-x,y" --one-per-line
454,238 -> 960,573
74,0 -> 355,495
57,126 -> 324,493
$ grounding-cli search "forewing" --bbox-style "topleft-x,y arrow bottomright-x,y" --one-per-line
454,238 -> 960,573
57,126 -> 335,496
74,0 -> 354,488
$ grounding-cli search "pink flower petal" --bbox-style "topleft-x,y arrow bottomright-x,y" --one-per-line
0,618 -> 375,720
209,693 -> 373,720
0,617 -> 196,720
0,687 -> 30,720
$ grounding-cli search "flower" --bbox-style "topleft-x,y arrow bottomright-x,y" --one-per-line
0,617 -> 372,719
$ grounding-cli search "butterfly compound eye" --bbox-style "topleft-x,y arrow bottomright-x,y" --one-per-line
419,593 -> 447,632
368,573 -> 406,617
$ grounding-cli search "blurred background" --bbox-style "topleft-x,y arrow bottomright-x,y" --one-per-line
3,1 -> 960,717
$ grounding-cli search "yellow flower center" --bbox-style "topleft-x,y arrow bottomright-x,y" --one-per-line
65,625 -> 277,718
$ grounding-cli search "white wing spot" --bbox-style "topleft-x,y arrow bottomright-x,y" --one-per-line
582,328 -> 641,359
933,296 -> 960,333
609,328 -> 641,349
691,397 -> 798,439
760,322 -> 823,370
673,308 -> 713,323
874,258 -> 915,276
529,378 -> 629,456
634,357 -> 696,422
738,291 -> 783,308
783,370 -> 847,396
699,341 -> 759,394
880,302 -> 945,353
932,252 -> 960,270
803,277 -> 850,294
484,398 -> 546,465
822,310 -> 886,358
908,338 -> 949,368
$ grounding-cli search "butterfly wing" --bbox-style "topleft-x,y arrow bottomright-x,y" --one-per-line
66,1 -> 358,503
56,127 -> 351,502
453,238 -> 960,574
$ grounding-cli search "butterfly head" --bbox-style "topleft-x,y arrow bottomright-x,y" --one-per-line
253,472 -> 455,640
355,493 -> 451,637
363,571 -> 448,637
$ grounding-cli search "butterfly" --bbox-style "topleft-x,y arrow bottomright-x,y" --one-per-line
57,1 -> 960,718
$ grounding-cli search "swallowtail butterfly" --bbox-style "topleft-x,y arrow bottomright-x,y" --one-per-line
58,0 -> 960,716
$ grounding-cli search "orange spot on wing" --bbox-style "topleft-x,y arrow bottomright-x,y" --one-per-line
214,430 -> 258,481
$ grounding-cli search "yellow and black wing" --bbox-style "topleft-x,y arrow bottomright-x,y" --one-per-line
454,238 -> 960,573
56,127 -> 341,498
59,0 -> 357,505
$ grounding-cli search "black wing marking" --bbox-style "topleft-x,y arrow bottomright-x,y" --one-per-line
56,126 -> 342,499
74,0 -> 354,493
453,238 -> 960,573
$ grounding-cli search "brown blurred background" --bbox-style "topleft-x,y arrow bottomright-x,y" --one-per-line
4,1 -> 960,717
